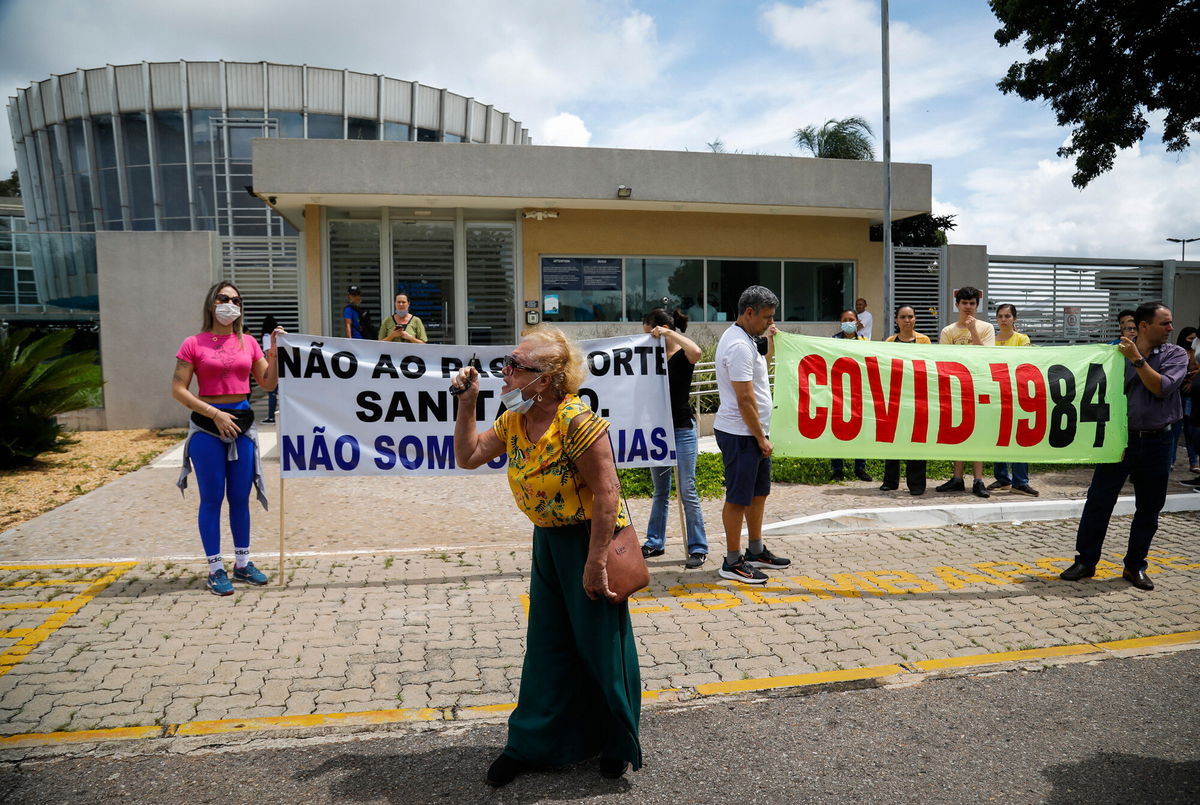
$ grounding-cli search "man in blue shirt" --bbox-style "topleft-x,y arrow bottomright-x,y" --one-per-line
343,285 -> 365,339
1061,302 -> 1188,590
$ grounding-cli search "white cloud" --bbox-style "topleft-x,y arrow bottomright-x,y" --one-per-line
949,145 -> 1200,258
539,112 -> 591,147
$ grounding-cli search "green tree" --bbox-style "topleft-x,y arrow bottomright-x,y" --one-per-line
0,329 -> 102,468
991,0 -> 1200,188
870,213 -> 958,247
793,116 -> 875,160
0,170 -> 20,197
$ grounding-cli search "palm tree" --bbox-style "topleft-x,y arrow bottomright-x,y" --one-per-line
793,116 -> 875,160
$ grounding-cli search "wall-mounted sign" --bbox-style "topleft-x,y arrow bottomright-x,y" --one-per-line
541,257 -> 623,292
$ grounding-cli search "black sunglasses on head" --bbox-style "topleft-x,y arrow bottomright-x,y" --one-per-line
502,354 -> 542,373
216,293 -> 243,306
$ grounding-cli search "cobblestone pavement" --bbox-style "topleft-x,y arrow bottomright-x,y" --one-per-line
7,425 -> 1197,562
1,507 -> 1197,748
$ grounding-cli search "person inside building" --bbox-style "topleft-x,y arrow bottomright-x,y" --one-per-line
378,291 -> 428,343
342,285 -> 369,339
451,325 -> 642,785
989,303 -> 1039,496
831,309 -> 871,482
640,308 -> 708,568
936,286 -> 995,498
173,282 -> 284,595
880,305 -> 929,494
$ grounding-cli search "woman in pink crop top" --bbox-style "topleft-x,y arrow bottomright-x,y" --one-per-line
173,281 -> 284,596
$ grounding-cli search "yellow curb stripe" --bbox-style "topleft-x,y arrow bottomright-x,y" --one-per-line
174,707 -> 445,736
3,631 -> 1197,751
0,726 -> 162,748
460,703 -> 517,715
694,664 -> 905,696
0,580 -> 94,588
0,628 -> 34,638
1094,630 -> 1200,651
915,644 -> 1096,671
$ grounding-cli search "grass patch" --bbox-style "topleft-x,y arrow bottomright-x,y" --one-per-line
617,456 -> 1091,499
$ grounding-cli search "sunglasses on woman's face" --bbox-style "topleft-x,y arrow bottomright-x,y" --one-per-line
216,293 -> 243,306
501,354 -> 542,373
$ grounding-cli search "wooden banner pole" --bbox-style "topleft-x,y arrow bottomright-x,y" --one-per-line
673,465 -> 687,558
278,473 -> 286,587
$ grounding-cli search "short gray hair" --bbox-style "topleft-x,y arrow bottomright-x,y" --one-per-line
737,285 -> 779,314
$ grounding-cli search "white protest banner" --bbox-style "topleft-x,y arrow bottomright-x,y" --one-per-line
276,334 -> 676,478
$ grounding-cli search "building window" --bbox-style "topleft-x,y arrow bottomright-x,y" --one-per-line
347,118 -> 378,140
541,255 -> 854,323
307,114 -> 343,140
383,122 -> 410,141
416,127 -> 439,142
783,261 -> 853,322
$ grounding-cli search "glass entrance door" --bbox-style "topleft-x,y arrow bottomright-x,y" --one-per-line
465,222 -> 515,345
391,220 -> 454,343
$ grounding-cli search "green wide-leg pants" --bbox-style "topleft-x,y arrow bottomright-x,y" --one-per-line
503,523 -> 643,770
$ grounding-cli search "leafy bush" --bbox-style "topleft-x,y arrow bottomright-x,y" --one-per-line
0,328 -> 103,468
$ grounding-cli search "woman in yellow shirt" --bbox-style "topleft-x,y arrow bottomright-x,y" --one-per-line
452,325 -> 641,786
990,304 -> 1038,495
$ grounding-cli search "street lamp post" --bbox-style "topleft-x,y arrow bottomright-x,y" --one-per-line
1166,237 -> 1199,261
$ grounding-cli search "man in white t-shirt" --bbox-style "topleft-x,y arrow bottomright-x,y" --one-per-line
855,297 -> 874,340
936,285 -> 995,498
713,285 -> 790,584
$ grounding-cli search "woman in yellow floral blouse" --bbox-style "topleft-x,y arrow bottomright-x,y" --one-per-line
452,325 -> 641,787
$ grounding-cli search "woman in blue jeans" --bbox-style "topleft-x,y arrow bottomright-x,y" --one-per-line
641,308 -> 708,569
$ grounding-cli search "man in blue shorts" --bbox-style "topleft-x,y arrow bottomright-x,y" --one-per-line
713,285 -> 792,584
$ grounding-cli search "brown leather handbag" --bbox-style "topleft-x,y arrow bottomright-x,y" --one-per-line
603,519 -> 650,603
571,433 -> 649,604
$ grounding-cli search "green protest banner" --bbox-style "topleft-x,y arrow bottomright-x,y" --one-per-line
770,334 -> 1127,462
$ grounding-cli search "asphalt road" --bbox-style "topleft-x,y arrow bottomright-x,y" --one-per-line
3,649 -> 1198,805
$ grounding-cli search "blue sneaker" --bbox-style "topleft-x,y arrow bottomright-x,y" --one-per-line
232,562 -> 269,585
207,568 -> 234,596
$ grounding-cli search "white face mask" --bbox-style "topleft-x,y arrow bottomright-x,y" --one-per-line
214,302 -> 241,326
500,376 -> 541,414
840,321 -> 857,335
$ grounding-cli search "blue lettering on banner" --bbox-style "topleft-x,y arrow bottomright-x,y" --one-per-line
333,435 -> 360,470
374,436 -> 397,470
611,427 -> 669,463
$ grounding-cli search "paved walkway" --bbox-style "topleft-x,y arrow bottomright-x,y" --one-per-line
0,433 -> 1198,757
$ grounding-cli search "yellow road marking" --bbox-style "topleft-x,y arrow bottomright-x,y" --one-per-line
1093,630 -> 1200,651
0,628 -> 35,638
0,580 -> 94,589
695,664 -> 906,696
0,562 -> 136,677
0,563 -> 135,571
0,726 -> 162,748
915,644 -> 1096,671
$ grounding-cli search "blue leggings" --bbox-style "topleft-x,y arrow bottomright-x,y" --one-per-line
191,403 -> 254,558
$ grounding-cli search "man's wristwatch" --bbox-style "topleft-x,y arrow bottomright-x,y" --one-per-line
1131,358 -> 1146,368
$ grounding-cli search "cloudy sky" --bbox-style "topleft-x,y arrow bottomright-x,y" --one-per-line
2,0 -> 1196,259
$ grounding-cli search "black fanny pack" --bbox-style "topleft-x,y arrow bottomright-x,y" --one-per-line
191,408 -> 255,437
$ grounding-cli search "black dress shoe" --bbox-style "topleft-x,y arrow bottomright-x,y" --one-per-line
879,483 -> 898,491
1122,568 -> 1154,590
909,487 -> 926,496
855,469 -> 873,482
1059,562 -> 1096,581
599,757 -> 628,779
486,753 -> 528,787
